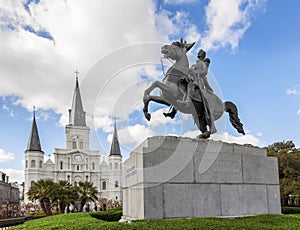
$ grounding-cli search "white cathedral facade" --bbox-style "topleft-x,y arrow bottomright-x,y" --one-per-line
24,77 -> 123,203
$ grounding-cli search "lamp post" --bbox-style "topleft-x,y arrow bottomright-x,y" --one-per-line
6,199 -> 9,218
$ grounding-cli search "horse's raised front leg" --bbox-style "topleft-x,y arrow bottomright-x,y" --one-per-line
143,81 -> 175,121
143,81 -> 160,121
143,95 -> 171,121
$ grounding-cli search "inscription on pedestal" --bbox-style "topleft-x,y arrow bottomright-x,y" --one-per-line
126,166 -> 137,178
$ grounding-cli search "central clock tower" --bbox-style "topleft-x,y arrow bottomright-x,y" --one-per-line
52,75 -> 101,192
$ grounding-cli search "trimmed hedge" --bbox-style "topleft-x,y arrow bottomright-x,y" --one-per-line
90,207 -> 122,222
282,206 -> 300,214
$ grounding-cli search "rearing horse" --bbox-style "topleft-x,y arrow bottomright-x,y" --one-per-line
143,39 -> 245,138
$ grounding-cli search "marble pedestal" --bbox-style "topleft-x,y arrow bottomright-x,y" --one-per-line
121,136 -> 281,220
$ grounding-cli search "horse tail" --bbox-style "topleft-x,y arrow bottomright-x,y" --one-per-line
224,101 -> 245,135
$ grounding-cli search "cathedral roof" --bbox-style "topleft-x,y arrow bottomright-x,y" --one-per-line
45,159 -> 54,165
26,111 -> 43,153
109,120 -> 122,157
69,74 -> 86,127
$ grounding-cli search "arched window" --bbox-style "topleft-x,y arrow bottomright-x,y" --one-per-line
102,181 -> 106,190
110,163 -> 112,170
72,140 -> 77,149
92,162 -> 95,170
31,181 -> 35,187
86,176 -> 88,181
67,175 -> 70,182
25,160 -> 28,168
39,160 -> 42,168
115,181 -> 118,188
31,160 -> 36,168
115,163 -> 118,169
60,161 -> 63,170
77,165 -> 80,171
79,141 -> 83,149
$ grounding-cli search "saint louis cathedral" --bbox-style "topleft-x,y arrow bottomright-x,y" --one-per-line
24,76 -> 123,203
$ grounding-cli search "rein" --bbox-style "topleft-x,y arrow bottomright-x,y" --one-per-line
160,57 -> 174,77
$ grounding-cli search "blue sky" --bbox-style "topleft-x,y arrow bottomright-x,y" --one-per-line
0,0 -> 300,183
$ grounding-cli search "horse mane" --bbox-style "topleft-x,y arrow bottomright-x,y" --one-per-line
172,39 -> 185,48
172,38 -> 195,52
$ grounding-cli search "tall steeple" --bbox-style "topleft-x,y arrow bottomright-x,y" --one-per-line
109,119 -> 122,157
26,107 -> 43,152
69,70 -> 86,126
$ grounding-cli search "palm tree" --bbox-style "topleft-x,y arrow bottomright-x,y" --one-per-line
27,179 -> 56,216
53,180 -> 78,214
77,181 -> 98,212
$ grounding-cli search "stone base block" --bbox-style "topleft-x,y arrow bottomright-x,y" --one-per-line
122,136 -> 281,220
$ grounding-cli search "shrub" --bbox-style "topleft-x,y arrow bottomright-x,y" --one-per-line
90,208 -> 122,222
282,206 -> 300,214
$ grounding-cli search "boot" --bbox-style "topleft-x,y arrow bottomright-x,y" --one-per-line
176,82 -> 194,106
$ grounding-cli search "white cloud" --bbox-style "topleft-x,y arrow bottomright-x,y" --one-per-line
201,0 -> 266,50
183,131 -> 260,146
256,132 -> 263,137
286,85 -> 300,95
108,124 -> 153,145
2,104 -> 14,117
0,0 -> 263,130
164,0 -> 197,4
0,149 -> 15,162
182,129 -> 198,138
147,108 -> 178,127
0,0 -> 173,128
286,89 -> 298,95
210,132 -> 260,146
297,109 -> 300,116
0,168 -> 24,183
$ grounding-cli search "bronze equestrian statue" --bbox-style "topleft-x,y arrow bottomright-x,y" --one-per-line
143,39 -> 245,139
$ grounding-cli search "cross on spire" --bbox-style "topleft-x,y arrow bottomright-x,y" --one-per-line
75,70 -> 79,81
33,106 -> 36,118
26,105 -> 43,153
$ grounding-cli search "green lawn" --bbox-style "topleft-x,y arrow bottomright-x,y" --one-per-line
11,212 -> 300,230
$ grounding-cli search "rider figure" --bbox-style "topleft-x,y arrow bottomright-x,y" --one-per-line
177,49 -> 217,134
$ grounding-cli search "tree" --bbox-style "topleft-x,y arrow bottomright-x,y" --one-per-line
52,180 -> 78,214
27,179 -> 56,216
267,141 -> 300,206
77,181 -> 98,212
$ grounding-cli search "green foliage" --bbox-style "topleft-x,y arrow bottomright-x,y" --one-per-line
90,208 -> 122,222
27,179 -> 57,216
77,181 -> 99,212
26,179 -> 99,215
10,212 -> 300,230
53,180 -> 79,214
282,206 -> 300,214
266,140 -> 300,205
109,206 -> 122,211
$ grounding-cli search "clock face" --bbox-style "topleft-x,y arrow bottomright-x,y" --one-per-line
74,155 -> 82,161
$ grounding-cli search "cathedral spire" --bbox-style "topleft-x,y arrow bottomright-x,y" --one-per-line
26,107 -> 43,152
109,118 -> 122,157
69,70 -> 86,126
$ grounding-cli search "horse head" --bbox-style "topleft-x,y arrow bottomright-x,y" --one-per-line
161,39 -> 195,61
